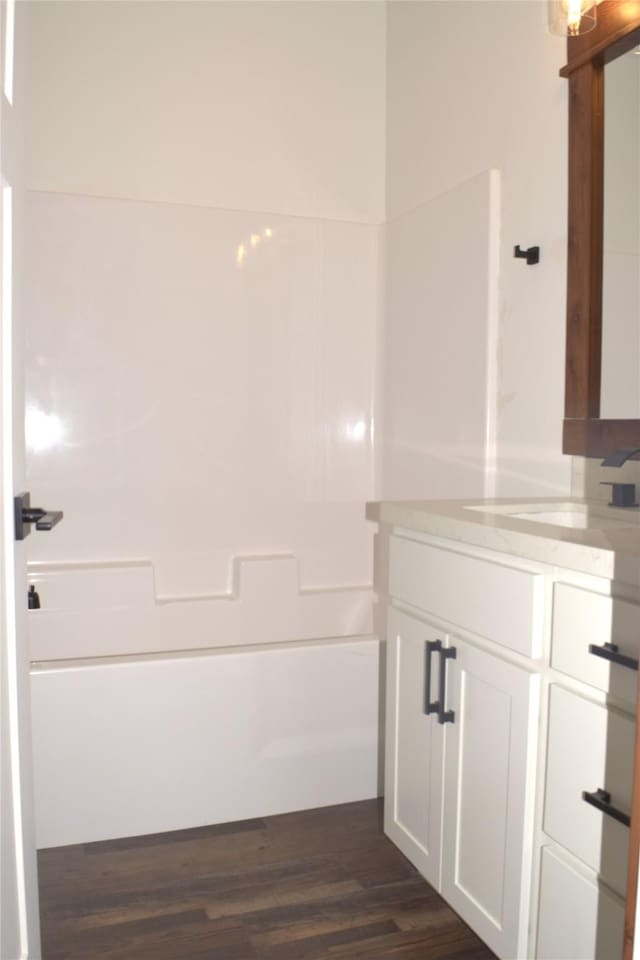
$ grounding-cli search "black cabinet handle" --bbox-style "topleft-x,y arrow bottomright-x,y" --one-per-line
588,642 -> 639,672
582,788 -> 630,827
438,646 -> 457,725
424,640 -> 442,715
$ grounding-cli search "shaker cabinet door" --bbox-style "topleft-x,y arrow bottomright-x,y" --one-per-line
536,845 -> 624,960
384,607 -> 444,889
441,638 -> 539,960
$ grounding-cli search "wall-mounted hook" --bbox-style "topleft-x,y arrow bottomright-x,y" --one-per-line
514,245 -> 540,265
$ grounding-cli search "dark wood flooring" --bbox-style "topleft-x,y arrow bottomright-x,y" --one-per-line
38,799 -> 497,960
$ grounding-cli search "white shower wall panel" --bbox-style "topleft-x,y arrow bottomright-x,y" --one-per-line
385,2 -> 570,498
27,557 -> 372,662
25,191 -> 380,599
382,170 -> 499,501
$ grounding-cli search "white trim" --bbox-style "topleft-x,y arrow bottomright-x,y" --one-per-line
2,184 -> 29,957
3,0 -> 15,106
30,631 -> 378,671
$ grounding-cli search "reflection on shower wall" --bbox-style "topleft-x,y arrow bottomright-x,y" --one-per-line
25,192 -> 380,609
23,1 -> 385,845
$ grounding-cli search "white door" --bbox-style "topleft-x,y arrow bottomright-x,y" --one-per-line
441,637 -> 539,960
1,2 -> 42,957
384,607 -> 444,889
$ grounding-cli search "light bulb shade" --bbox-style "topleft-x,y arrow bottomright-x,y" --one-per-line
548,0 -> 597,36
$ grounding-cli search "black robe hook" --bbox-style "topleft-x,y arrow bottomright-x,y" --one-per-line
514,245 -> 540,265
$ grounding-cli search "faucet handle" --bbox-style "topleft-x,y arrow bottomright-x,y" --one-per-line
600,482 -> 638,508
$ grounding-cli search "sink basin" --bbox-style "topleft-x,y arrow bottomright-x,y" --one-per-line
465,502 -> 640,530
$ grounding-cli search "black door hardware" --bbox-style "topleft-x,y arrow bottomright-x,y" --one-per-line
582,788 -> 630,827
14,492 -> 63,541
438,646 -> 457,725
424,640 -> 442,715
28,585 -> 41,609
588,642 -> 639,672
514,245 -> 540,265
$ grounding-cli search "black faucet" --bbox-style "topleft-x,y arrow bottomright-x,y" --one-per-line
600,447 -> 640,468
600,448 -> 640,507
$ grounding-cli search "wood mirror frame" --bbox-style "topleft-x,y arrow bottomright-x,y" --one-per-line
562,0 -> 640,458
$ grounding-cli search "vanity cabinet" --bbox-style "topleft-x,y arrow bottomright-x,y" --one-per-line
375,514 -> 640,960
535,579 -> 640,960
385,534 -> 540,960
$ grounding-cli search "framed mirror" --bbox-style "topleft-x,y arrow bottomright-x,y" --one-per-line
562,0 -> 640,457
601,43 -> 640,420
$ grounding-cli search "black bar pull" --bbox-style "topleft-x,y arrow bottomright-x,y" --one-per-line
424,640 -> 442,715
588,642 -> 639,672
582,788 -> 630,827
438,645 -> 457,725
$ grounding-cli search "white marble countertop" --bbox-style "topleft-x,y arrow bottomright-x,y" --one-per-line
366,497 -> 640,585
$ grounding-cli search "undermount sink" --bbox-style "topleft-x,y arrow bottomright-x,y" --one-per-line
465,502 -> 640,530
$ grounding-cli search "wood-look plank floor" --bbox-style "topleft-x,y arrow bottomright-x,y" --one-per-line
38,799 -> 497,960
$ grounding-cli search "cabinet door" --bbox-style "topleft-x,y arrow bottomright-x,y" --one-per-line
385,607 -> 444,889
441,638 -> 539,960
536,845 -> 624,960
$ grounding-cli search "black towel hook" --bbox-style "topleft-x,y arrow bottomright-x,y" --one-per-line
514,245 -> 540,266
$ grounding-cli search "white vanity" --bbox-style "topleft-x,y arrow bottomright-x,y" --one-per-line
368,497 -> 640,960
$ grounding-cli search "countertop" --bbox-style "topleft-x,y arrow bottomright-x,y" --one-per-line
366,497 -> 640,585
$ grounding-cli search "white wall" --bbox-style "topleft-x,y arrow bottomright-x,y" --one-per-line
384,0 -> 571,498
26,0 -> 385,224
24,0 -> 385,842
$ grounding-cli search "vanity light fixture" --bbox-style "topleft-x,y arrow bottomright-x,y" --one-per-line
548,0 -> 597,36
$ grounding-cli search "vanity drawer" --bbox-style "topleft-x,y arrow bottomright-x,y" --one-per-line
536,845 -> 624,960
389,534 -> 543,657
544,685 -> 633,897
552,583 -> 640,706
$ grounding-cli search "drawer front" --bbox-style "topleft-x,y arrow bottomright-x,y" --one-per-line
389,534 -> 543,657
552,582 -> 640,705
544,685 -> 633,896
537,846 -> 624,960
